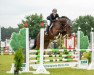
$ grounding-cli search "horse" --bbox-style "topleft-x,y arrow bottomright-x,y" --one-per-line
32,16 -> 72,49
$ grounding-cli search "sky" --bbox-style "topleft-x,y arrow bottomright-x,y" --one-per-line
0,0 -> 94,28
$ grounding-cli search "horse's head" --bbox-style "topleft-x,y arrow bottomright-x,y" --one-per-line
50,16 -> 72,37
58,16 -> 72,37
59,16 -> 72,36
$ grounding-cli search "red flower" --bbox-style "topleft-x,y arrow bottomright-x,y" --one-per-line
40,21 -> 45,27
24,22 -> 28,28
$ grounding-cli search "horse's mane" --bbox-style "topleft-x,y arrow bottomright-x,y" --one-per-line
61,16 -> 70,20
61,16 -> 72,26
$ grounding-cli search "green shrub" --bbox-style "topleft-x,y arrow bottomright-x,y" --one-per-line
80,31 -> 89,49
14,48 -> 24,74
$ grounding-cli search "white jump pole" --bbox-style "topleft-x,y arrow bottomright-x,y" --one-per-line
77,27 -> 81,50
32,28 -> 50,74
26,28 -> 29,72
77,27 -> 81,68
88,28 -> 94,70
91,28 -> 94,64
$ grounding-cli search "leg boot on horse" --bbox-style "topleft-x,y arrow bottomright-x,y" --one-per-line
45,22 -> 53,35
45,26 -> 50,35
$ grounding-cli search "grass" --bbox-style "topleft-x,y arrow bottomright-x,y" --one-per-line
0,55 -> 14,75
0,55 -> 94,75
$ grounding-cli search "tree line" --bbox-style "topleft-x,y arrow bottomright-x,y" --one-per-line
1,27 -> 19,41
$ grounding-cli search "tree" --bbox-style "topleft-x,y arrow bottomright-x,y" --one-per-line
10,28 -> 26,52
80,31 -> 89,49
14,48 -> 24,75
18,13 -> 45,39
1,27 -> 19,41
72,15 -> 94,40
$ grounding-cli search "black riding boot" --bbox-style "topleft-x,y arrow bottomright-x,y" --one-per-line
45,26 -> 50,35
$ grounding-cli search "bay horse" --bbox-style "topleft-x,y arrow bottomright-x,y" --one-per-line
32,16 -> 72,49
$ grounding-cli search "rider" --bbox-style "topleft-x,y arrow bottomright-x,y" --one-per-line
45,8 -> 59,35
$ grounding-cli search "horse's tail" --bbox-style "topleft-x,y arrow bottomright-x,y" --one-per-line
31,38 -> 36,49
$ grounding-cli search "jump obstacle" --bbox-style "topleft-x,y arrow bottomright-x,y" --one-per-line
7,27 -> 94,74
30,27 -> 94,74
24,27 -> 94,74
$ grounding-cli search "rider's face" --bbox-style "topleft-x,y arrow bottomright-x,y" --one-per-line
52,11 -> 57,15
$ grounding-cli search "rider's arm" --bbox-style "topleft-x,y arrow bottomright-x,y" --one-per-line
47,14 -> 53,22
47,16 -> 51,20
55,14 -> 59,20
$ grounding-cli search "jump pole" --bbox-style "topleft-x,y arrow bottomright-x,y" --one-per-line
91,28 -> 94,65
77,27 -> 81,68
32,28 -> 50,74
26,28 -> 29,72
88,28 -> 94,70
